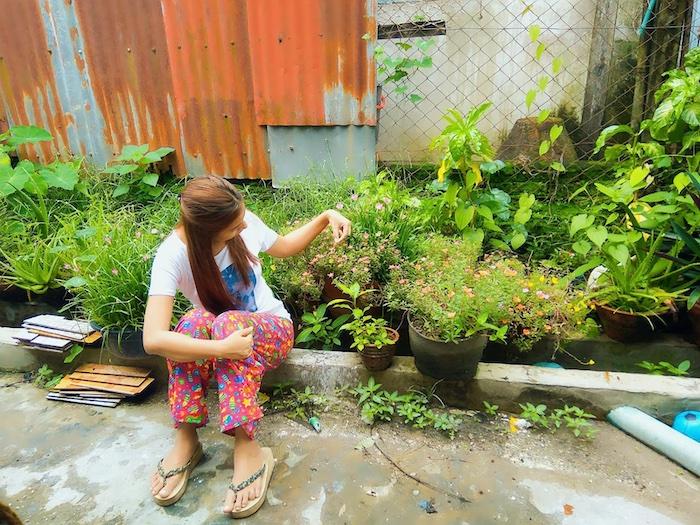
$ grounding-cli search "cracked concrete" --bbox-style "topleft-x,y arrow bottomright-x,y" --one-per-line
0,373 -> 698,524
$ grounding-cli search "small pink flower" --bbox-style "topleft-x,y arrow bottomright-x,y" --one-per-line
522,288 -> 530,293
135,231 -> 142,239
375,202 -> 384,211
142,255 -> 149,261
327,272 -> 334,278
383,196 -> 392,204
351,193 -> 359,201
63,264 -> 71,270
335,202 -> 344,210
111,268 -> 118,275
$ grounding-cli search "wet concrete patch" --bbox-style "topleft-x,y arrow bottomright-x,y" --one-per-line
0,374 -> 698,524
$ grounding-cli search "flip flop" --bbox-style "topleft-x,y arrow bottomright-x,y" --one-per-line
153,443 -> 204,507
228,447 -> 276,519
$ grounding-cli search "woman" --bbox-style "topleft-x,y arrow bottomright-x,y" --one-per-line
143,175 -> 350,518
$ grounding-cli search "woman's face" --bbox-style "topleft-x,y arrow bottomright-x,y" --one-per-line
213,206 -> 247,245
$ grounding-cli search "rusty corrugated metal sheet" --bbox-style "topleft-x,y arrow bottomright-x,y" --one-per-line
73,0 -> 185,173
0,0 -> 71,161
0,0 -> 376,179
247,0 -> 376,126
161,0 -> 270,179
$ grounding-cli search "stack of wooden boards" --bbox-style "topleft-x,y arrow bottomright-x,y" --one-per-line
48,363 -> 154,408
12,314 -> 101,354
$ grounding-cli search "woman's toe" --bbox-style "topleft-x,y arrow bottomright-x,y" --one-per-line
223,491 -> 234,513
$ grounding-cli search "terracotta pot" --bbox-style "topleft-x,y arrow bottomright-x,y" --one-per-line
358,328 -> 399,371
321,276 -> 382,318
407,317 -> 488,379
687,302 -> 700,346
595,304 -> 677,343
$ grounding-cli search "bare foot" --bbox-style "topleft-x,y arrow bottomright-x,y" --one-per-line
223,430 -> 265,514
151,424 -> 199,500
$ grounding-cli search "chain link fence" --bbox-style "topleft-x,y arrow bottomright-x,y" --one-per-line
375,0 -> 695,170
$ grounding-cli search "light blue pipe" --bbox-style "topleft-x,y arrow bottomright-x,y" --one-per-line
608,406 -> 700,476
637,0 -> 658,37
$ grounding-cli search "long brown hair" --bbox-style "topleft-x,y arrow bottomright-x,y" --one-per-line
178,176 -> 257,315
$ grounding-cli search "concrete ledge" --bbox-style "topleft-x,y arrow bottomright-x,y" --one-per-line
3,330 -> 698,422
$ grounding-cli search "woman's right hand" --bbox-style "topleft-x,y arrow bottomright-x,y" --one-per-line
215,326 -> 254,360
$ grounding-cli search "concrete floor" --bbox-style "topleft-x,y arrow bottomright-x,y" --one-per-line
0,373 -> 698,525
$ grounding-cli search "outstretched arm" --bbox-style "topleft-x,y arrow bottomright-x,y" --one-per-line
265,210 -> 351,258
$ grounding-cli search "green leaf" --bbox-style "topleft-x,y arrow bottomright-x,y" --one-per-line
678,360 -> 691,372
40,163 -> 79,190
63,276 -> 87,288
112,183 -> 131,197
7,125 -> 52,147
673,173 -> 691,192
525,89 -> 537,110
629,165 -> 650,186
103,164 -> 138,175
570,214 -> 594,237
63,344 -> 84,364
537,109 -> 551,124
455,204 -> 475,230
519,193 -> 536,209
585,225 -> 608,248
552,56 -> 563,74
141,173 -> 159,187
463,228 -> 485,245
116,144 -> 149,162
572,240 -> 592,255
606,244 -> 629,265
514,207 -> 532,224
550,161 -> 565,172
528,25 -> 541,43
539,140 -> 551,156
538,76 -> 549,91
408,94 -> 423,103
535,42 -> 546,61
688,287 -> 700,308
511,232 -> 526,249
549,124 -> 563,143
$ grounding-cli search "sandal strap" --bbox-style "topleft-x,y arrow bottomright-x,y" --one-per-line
228,464 -> 266,493
156,452 -> 196,481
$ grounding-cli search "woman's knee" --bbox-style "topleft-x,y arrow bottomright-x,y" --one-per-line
212,310 -> 254,340
174,308 -> 216,338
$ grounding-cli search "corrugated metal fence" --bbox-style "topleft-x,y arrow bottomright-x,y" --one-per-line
0,0 -> 377,183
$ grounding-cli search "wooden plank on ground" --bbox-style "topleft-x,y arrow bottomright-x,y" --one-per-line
67,377 -> 154,395
75,364 -> 150,378
69,372 -> 145,387
49,389 -> 125,399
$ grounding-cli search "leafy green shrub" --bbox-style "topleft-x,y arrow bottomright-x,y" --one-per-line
102,144 -> 174,200
295,303 -> 348,350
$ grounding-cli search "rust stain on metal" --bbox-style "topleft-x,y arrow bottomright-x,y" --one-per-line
247,0 -> 376,126
0,0 -> 71,160
73,0 -> 184,172
161,0 -> 270,179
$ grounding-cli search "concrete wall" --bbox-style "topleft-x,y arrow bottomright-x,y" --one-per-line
376,0 -> 642,163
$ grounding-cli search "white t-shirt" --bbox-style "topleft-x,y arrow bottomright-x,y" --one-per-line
148,210 -> 290,320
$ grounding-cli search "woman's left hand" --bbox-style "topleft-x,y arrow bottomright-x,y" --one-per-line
325,210 -> 351,243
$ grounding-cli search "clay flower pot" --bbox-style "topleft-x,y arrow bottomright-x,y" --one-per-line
595,304 -> 677,343
358,328 -> 399,371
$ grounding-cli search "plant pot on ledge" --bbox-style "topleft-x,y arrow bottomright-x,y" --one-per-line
95,325 -> 148,360
595,304 -> 678,343
322,276 -> 382,319
358,328 -> 399,371
407,317 -> 488,379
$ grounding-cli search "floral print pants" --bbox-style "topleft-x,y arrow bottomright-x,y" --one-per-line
167,308 -> 294,439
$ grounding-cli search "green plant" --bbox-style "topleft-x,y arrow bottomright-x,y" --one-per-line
102,144 -> 174,199
519,402 -> 597,439
268,383 -> 328,422
482,401 -> 499,416
636,360 -> 690,376
351,378 -> 462,439
430,104 -> 536,249
0,125 -> 52,162
295,303 -> 349,350
328,282 -> 396,351
365,29 -> 435,103
0,238 -> 66,298
34,364 -> 63,389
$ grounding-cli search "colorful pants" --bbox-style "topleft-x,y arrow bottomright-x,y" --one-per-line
167,309 -> 294,439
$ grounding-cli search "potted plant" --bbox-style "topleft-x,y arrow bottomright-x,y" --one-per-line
64,204 -> 168,360
295,303 -> 348,351
328,282 -> 399,371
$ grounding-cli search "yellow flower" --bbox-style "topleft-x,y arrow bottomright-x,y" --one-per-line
539,276 -> 545,282
586,359 -> 595,365
551,277 -> 559,284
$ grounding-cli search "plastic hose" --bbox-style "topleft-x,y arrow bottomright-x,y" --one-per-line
638,0 -> 658,37
607,406 -> 700,476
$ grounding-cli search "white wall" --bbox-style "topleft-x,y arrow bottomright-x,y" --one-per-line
376,0 -> 603,162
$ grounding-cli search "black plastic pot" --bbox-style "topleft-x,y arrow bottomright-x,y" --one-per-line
407,317 -> 488,379
97,326 -> 148,360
